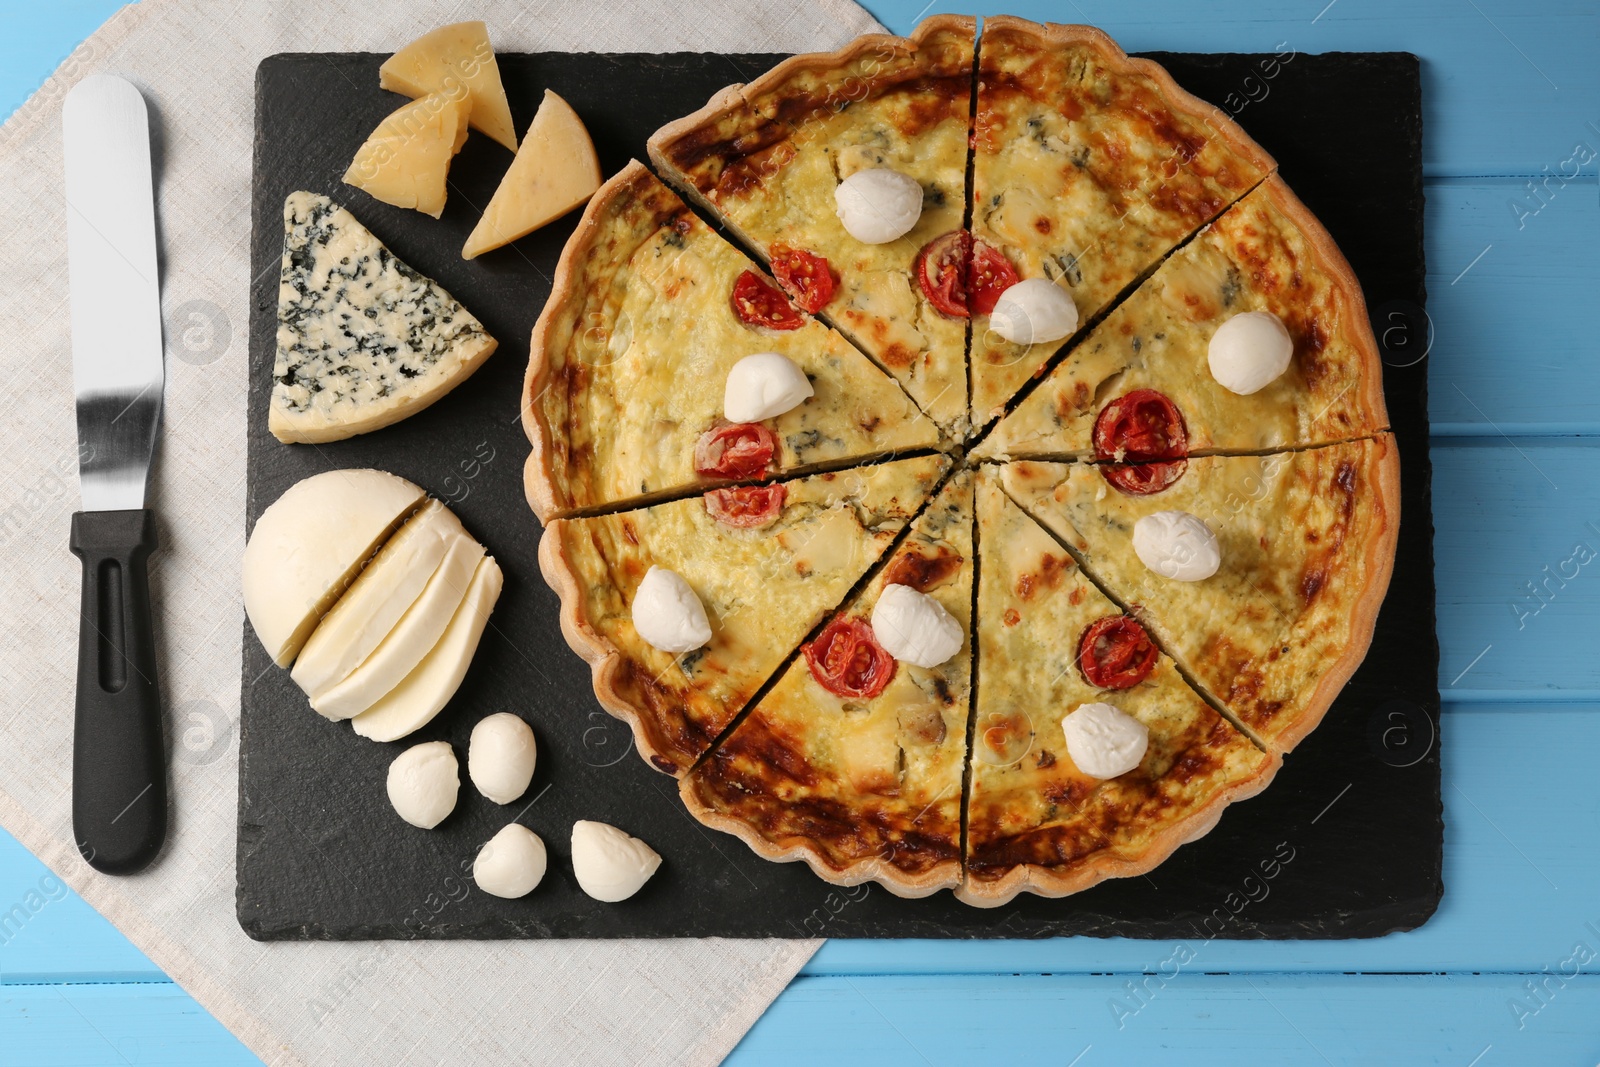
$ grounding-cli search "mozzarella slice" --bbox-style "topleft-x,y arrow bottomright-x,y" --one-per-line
242,469 -> 426,667
310,533 -> 484,720
468,713 -> 537,804
350,556 -> 504,742
1062,702 -> 1149,779
1132,510 -> 1221,582
1208,311 -> 1293,394
631,566 -> 712,654
723,352 -> 815,422
988,278 -> 1079,345
386,741 -> 459,829
570,821 -> 662,902
871,583 -> 963,669
473,824 -> 547,899
834,168 -> 923,244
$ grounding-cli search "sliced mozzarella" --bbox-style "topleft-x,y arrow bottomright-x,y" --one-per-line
311,533 -> 484,720
1062,702 -> 1149,779
871,583 -> 963,669
834,168 -> 923,244
473,824 -> 547,899
242,469 -> 425,667
988,278 -> 1079,345
723,352 -> 814,422
1132,510 -> 1221,582
386,741 -> 459,829
350,556 -> 504,742
571,820 -> 662,902
468,713 -> 537,804
631,566 -> 712,654
1208,310 -> 1293,394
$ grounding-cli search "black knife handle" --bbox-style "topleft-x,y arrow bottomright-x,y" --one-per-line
70,509 -> 167,874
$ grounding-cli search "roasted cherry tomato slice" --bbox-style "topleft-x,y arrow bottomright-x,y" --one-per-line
694,423 -> 779,480
1102,459 -> 1188,496
1078,615 -> 1160,690
915,230 -> 972,318
730,270 -> 805,331
770,246 -> 836,314
805,617 -> 896,700
703,483 -> 787,529
1093,388 -> 1189,495
967,238 -> 1019,316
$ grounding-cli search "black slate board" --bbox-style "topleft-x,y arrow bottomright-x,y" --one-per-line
241,49 -> 1440,940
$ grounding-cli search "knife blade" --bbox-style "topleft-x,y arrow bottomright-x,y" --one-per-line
63,74 -> 168,875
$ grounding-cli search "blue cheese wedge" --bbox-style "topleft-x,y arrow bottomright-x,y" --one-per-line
271,191 -> 498,443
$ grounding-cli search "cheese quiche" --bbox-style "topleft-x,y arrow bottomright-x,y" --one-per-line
963,472 -> 1273,906
542,455 -> 946,775
524,161 -> 940,522
649,16 -> 975,435
967,17 -> 1274,428
683,472 -> 974,897
976,176 -> 1389,462
1001,438 -> 1399,753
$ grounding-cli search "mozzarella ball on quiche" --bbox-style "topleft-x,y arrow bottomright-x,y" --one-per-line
834,168 -> 923,244
723,352 -> 815,422
1062,702 -> 1149,779
1208,310 -> 1293,394
631,566 -> 712,654
871,583 -> 963,668
473,824 -> 548,899
988,278 -> 1079,345
386,741 -> 459,829
571,820 -> 663,902
468,713 -> 537,804
1132,510 -> 1221,582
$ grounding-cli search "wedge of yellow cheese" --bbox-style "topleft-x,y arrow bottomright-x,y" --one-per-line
343,91 -> 470,218
379,21 -> 517,153
461,90 -> 601,260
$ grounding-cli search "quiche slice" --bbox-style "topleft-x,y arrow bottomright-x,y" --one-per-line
648,16 -> 976,435
968,17 -> 1274,428
962,471 -> 1273,906
541,454 -> 947,776
524,162 -> 940,522
683,472 -> 974,897
1000,437 -> 1399,754
975,177 -> 1389,461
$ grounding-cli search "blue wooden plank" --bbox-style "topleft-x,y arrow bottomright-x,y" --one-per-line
0,0 -> 129,121
731,973 -> 1600,1066
869,0 -> 1600,178
0,984 -> 257,1067
809,704 -> 1600,975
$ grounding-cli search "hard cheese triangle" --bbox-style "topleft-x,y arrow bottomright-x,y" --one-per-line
343,91 -> 471,219
964,471 -> 1271,906
378,21 -> 517,152
683,471 -> 975,897
649,17 -> 976,436
967,17 -> 1274,428
541,454 -> 949,776
1000,438 -> 1399,755
525,163 -> 941,522
976,177 -> 1389,460
271,192 -> 498,444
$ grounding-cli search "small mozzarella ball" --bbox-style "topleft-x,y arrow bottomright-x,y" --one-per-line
1062,702 -> 1149,779
871,583 -> 963,669
988,278 -> 1080,344
1208,311 -> 1293,394
386,741 -> 458,829
468,713 -> 537,805
632,566 -> 712,654
571,820 -> 663,902
473,824 -> 548,899
723,352 -> 815,422
834,168 -> 924,244
1132,510 -> 1221,582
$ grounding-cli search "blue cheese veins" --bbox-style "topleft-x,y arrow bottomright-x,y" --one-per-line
270,191 -> 498,443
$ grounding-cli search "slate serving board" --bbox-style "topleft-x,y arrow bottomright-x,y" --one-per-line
241,48 -> 1440,940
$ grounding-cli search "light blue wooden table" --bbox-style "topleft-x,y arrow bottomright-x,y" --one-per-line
4,0 -> 1598,1062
